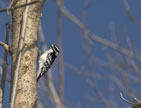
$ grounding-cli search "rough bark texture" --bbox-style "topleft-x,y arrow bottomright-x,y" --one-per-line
11,0 -> 45,107
131,103 -> 141,108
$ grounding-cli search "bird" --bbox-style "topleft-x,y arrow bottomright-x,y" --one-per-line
37,44 -> 59,81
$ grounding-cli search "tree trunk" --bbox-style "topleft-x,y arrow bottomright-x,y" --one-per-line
11,0 -> 45,107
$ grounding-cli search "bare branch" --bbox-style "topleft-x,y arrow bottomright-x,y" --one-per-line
133,98 -> 140,103
0,41 -> 9,52
38,24 -> 47,52
61,6 -> 141,62
6,0 -> 18,15
10,0 -> 31,107
120,92 -> 136,105
46,76 -> 62,108
124,27 -> 140,75
0,22 -> 10,108
0,0 -> 40,13
56,0 -> 64,102
122,0 -> 141,27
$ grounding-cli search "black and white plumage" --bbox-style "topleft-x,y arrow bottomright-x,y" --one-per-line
37,44 -> 59,81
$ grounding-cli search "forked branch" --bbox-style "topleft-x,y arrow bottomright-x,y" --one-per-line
0,0 -> 40,13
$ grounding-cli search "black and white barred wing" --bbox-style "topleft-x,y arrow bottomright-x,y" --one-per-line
37,58 -> 44,81
37,53 -> 52,81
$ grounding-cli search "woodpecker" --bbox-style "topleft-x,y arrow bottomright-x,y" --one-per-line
37,44 -> 59,81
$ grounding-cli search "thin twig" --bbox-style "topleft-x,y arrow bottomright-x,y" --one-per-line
0,41 -> 9,52
81,1 -> 110,107
38,24 -> 47,52
6,0 -> 18,15
122,0 -> 141,27
10,0 -> 31,107
124,27 -> 140,75
133,98 -> 140,103
61,6 -> 141,62
0,0 -> 40,13
0,22 -> 10,108
120,92 -> 136,105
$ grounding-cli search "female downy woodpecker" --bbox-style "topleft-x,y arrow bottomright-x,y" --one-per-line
37,44 -> 59,81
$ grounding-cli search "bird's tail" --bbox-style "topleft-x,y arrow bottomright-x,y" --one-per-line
37,64 -> 42,82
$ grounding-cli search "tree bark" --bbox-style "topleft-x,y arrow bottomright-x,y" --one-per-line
131,103 -> 141,108
11,0 -> 45,107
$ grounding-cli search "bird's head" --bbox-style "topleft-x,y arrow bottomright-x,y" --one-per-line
50,44 -> 60,56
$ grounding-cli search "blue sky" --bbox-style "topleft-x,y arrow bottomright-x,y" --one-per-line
0,0 -> 141,108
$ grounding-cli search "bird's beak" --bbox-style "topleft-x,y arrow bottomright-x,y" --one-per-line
50,44 -> 55,51
50,44 -> 53,48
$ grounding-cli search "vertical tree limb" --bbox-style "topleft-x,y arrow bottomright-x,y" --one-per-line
10,0 -> 45,108
10,0 -> 32,107
56,0 -> 64,102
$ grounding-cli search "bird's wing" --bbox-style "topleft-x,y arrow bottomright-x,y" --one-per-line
37,59 -> 44,79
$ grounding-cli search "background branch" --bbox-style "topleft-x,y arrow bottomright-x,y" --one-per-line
61,6 -> 141,62
0,0 -> 40,13
122,0 -> 141,27
0,22 -> 10,108
56,0 -> 64,103
0,41 -> 9,52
